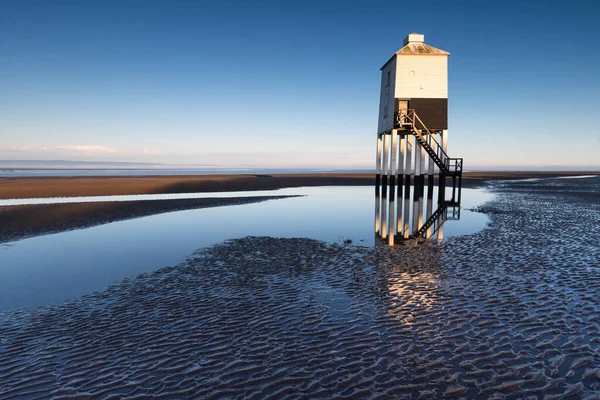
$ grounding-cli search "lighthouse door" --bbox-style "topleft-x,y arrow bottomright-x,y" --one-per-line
398,100 -> 409,125
398,100 -> 408,112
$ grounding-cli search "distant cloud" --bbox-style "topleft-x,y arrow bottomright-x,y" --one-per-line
11,145 -> 29,150
143,149 -> 159,155
57,145 -> 119,154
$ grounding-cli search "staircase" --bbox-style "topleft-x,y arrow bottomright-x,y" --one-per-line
395,110 -> 462,176
394,109 -> 464,239
414,204 -> 446,238
414,202 -> 461,238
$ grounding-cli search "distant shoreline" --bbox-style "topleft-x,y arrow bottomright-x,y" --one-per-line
1,172 -> 599,200
0,168 -> 373,171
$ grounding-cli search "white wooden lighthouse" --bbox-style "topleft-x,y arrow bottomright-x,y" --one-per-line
375,33 -> 463,245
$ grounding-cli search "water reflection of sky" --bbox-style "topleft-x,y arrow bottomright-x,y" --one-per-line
0,186 -> 493,312
1,188 -> 301,206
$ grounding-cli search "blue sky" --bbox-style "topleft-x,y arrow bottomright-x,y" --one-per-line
1,0 -> 599,169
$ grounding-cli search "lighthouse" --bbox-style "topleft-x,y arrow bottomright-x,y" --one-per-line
375,33 -> 463,245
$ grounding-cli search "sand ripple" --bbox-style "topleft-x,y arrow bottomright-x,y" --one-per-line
0,177 -> 599,399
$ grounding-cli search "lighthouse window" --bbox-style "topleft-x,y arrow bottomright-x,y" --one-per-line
386,71 -> 391,87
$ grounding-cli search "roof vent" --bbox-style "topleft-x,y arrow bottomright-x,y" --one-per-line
403,33 -> 425,46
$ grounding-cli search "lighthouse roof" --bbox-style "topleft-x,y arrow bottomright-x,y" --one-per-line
380,33 -> 449,70
396,42 -> 449,56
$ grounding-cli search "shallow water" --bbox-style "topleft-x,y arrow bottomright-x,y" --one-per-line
0,189 -> 296,206
0,186 -> 491,312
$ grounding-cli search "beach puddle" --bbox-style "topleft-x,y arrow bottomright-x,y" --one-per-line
0,186 -> 491,311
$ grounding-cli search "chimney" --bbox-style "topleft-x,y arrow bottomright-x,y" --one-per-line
403,33 -> 425,46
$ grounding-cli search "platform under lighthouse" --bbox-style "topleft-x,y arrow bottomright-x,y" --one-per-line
375,33 -> 463,245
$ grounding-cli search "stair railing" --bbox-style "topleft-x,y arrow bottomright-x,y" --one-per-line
414,202 -> 461,238
414,202 -> 448,238
395,109 -> 463,175
411,112 -> 450,163
444,158 -> 463,174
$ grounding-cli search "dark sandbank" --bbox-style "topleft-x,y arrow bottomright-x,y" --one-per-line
2,171 -> 599,199
0,196 -> 296,244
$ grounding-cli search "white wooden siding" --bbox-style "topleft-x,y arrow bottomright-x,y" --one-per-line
395,55 -> 447,99
377,57 -> 396,133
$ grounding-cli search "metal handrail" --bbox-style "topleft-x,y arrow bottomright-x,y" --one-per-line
445,158 -> 463,173
394,109 -> 464,175
395,110 -> 449,163
414,201 -> 462,238
414,203 -> 446,238
395,109 -> 415,126
411,112 -> 449,160
445,204 -> 461,220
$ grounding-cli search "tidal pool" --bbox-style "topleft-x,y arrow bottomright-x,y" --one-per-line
0,186 -> 492,311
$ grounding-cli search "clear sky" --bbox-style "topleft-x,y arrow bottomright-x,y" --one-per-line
1,0 -> 599,169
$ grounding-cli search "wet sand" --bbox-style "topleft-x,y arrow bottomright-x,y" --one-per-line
0,173 -> 372,199
1,171 -> 599,199
0,196 -> 297,244
0,176 -> 599,398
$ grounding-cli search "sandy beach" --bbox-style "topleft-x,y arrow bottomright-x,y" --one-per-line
2,171 -> 599,199
0,176 -> 599,398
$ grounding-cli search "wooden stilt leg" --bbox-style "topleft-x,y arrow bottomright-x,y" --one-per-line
397,134 -> 405,237
426,134 -> 435,238
375,135 -> 382,234
403,135 -> 412,238
381,133 -> 389,240
388,130 -> 398,245
417,139 -> 426,232
412,138 -> 421,236
437,130 -> 448,240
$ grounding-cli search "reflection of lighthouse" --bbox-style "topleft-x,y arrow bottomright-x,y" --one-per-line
374,33 -> 463,245
380,243 -> 445,321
